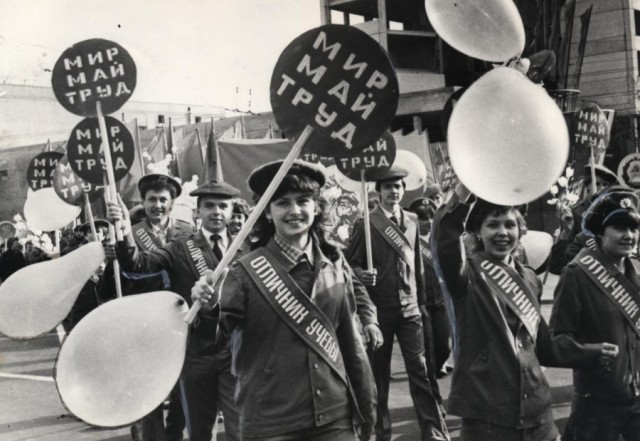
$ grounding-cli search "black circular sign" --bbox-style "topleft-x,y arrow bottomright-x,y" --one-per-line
270,24 -> 399,157
26,152 -> 64,190
53,156 -> 105,206
66,116 -> 135,185
335,131 -> 396,181
0,221 -> 16,240
52,39 -> 136,117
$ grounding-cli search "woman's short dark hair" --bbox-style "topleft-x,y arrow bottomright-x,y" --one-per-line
142,181 -> 178,200
249,173 -> 341,261
466,199 -> 527,241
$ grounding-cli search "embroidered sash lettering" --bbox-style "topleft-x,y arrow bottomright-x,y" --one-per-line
187,240 -> 209,278
134,227 -> 158,251
473,256 -> 541,340
370,210 -> 414,266
576,250 -> 640,336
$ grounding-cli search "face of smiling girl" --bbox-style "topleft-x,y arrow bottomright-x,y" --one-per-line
267,191 -> 317,245
477,209 -> 520,261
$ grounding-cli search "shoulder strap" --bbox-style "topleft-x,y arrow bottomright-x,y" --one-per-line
133,224 -> 159,251
470,253 -> 541,340
574,248 -> 640,337
186,239 -> 210,278
369,208 -> 415,266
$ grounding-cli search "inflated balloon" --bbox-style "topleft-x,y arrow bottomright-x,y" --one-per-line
392,150 -> 427,191
448,67 -> 569,205
0,242 -> 105,339
24,187 -> 82,231
55,291 -> 188,427
425,0 -> 525,62
519,230 -> 553,271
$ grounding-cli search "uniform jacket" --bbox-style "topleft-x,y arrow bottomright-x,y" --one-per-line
220,238 -> 376,438
132,218 -> 194,251
432,194 -> 561,429
117,229 -> 241,355
346,206 -> 426,312
550,246 -> 640,401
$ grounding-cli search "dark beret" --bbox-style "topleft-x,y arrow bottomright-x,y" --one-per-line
189,180 -> 241,198
138,173 -> 182,198
583,187 -> 639,235
248,160 -> 326,196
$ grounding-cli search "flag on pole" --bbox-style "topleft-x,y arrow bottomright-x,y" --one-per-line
204,119 -> 224,181
117,118 -> 146,205
145,128 -> 169,163
176,131 -> 204,183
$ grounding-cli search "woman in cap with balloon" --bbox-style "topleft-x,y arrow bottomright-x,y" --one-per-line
432,182 -> 563,441
192,160 -> 376,441
549,188 -> 640,441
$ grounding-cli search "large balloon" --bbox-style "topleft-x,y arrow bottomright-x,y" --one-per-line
0,242 -> 105,339
55,291 -> 188,427
392,150 -> 427,191
519,230 -> 554,271
425,0 -> 525,62
448,67 -> 569,205
24,187 -> 82,231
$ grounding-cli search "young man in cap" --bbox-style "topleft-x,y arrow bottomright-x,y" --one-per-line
107,179 -> 242,441
346,166 -> 449,441
133,173 -> 194,251
550,188 -> 640,440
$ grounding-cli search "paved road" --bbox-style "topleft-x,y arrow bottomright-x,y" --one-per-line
0,275 -> 573,441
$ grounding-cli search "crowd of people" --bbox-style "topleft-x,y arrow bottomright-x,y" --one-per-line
2,159 -> 640,441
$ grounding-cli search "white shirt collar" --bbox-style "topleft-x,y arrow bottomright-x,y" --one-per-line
201,226 -> 229,251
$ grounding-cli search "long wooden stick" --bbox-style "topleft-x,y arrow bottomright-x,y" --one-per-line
589,146 -> 597,196
184,125 -> 315,324
361,170 -> 373,270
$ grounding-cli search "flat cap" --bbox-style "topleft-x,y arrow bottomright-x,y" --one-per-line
408,197 -> 437,213
375,165 -> 408,183
248,160 -> 326,196
189,180 -> 241,198
583,164 -> 619,185
138,173 -> 182,198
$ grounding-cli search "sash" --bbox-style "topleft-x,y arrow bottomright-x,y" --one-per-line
419,237 -> 434,269
369,209 -> 415,266
186,240 -> 209,278
471,253 -> 541,340
133,225 -> 159,251
575,248 -> 640,337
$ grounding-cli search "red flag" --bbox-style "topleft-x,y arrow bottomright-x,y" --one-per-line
117,118 -> 145,205
175,131 -> 204,183
204,120 -> 224,182
144,128 -> 168,163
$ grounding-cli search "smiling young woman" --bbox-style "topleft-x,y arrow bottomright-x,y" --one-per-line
432,183 -> 563,441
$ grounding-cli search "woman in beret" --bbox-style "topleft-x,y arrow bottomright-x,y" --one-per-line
432,183 -> 563,441
550,188 -> 639,441
192,160 -> 376,441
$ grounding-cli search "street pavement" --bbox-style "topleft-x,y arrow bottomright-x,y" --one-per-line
0,274 -> 574,441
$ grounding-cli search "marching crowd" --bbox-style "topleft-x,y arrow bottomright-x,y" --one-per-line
2,159 -> 640,441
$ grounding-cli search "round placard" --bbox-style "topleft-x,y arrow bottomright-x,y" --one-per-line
53,155 -> 105,205
51,39 -> 136,117
334,131 -> 396,181
66,116 -> 135,185
270,24 -> 399,157
617,153 -> 640,190
26,152 -> 64,191
572,102 -> 610,153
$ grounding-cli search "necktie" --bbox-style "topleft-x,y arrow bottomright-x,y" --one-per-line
390,215 -> 399,226
211,234 -> 223,261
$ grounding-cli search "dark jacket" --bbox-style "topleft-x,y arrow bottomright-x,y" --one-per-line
432,193 -> 561,429
346,206 -> 426,312
117,230 -> 242,355
220,238 -> 376,438
550,246 -> 640,401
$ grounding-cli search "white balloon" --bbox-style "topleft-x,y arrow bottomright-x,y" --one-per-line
392,150 -> 427,191
519,230 -> 554,271
425,0 -> 525,62
24,187 -> 81,231
448,67 -> 569,205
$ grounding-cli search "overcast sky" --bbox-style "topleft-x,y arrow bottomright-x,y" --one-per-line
0,0 -> 322,112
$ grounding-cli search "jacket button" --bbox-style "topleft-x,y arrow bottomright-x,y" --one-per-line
313,363 -> 319,370
265,368 -> 271,374
523,393 -> 528,399
519,418 -> 524,424
318,414 -> 324,421
316,388 -> 322,396
517,341 -> 523,348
